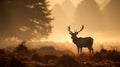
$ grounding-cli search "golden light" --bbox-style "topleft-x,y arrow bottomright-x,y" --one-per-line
44,0 -> 120,43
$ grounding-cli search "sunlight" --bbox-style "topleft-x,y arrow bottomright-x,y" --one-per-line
48,0 -> 110,8
47,0 -> 119,43
0,1 -> 120,66
44,34 -> 72,43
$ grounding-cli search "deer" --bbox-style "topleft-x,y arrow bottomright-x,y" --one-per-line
68,25 -> 94,55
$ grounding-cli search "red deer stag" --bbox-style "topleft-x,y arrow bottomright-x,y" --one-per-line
68,25 -> 94,55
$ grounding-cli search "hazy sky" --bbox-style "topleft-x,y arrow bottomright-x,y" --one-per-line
48,0 -> 110,9
1,0 -> 119,51
48,0 -> 81,7
44,0 -> 120,43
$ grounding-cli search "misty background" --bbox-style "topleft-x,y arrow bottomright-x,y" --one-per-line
0,0 -> 120,53
46,0 -> 120,43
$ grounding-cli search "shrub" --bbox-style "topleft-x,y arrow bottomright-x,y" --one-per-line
55,55 -> 80,67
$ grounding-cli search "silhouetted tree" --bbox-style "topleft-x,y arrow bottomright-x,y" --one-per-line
73,0 -> 104,32
0,0 -> 53,40
102,0 -> 120,32
52,4 -> 67,34
61,0 -> 75,24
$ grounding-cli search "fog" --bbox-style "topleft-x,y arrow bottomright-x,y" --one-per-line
46,0 -> 120,43
0,0 -> 120,52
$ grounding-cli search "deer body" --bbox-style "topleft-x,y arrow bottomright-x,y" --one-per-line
68,25 -> 94,54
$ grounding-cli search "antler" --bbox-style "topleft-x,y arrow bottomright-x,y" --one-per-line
68,25 -> 73,34
77,25 -> 84,33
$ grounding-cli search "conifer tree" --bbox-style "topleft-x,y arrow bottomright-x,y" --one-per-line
0,0 -> 53,40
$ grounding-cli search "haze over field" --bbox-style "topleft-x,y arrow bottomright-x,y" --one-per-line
0,0 -> 120,50
46,0 -> 120,43
49,0 -> 110,8
0,1 -> 120,67
0,0 -> 120,53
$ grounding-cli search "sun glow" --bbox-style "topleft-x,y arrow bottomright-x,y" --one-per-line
45,0 -> 116,43
48,0 -> 110,8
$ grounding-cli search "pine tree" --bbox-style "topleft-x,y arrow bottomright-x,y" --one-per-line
0,0 -> 53,40
102,0 -> 120,32
73,0 -> 104,32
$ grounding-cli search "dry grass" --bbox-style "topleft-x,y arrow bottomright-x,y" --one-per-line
0,42 -> 120,67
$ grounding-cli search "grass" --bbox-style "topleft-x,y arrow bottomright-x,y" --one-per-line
0,42 -> 120,67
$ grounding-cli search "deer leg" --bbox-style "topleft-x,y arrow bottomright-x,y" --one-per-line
91,48 -> 94,54
88,47 -> 91,54
90,47 -> 94,54
77,47 -> 79,55
88,47 -> 93,54
80,47 -> 82,54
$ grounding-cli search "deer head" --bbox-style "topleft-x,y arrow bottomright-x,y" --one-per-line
68,25 -> 84,39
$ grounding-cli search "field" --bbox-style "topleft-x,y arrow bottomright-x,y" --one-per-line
0,42 -> 120,67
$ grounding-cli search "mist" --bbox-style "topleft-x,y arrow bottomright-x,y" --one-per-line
0,0 -> 120,51
46,0 -> 120,43
0,1 -> 120,67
